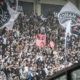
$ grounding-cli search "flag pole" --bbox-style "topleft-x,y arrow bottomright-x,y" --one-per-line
64,33 -> 69,64
64,20 -> 71,64
16,0 -> 18,11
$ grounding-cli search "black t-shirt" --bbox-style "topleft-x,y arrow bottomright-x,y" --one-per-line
0,38 -> 3,44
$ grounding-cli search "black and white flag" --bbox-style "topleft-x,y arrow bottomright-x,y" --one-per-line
0,0 -> 19,30
58,2 -> 80,28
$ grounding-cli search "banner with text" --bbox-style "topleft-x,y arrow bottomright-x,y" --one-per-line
58,2 -> 80,28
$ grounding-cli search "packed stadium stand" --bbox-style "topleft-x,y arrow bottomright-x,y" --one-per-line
0,0 -> 80,80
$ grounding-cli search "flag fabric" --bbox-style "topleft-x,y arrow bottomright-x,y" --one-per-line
0,0 -> 10,27
58,2 -> 80,62
58,2 -> 80,28
49,40 -> 55,48
36,34 -> 46,48
0,0 -> 19,30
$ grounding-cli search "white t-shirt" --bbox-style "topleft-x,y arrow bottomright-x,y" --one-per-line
24,66 -> 29,73
0,55 -> 2,59
43,67 -> 48,76
3,38 -> 7,44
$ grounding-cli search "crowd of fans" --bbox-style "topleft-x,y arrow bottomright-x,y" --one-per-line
0,11 -> 80,80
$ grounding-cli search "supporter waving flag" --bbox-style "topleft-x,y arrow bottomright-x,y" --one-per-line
36,34 -> 46,48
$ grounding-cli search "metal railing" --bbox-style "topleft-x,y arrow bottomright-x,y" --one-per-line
47,61 -> 80,80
